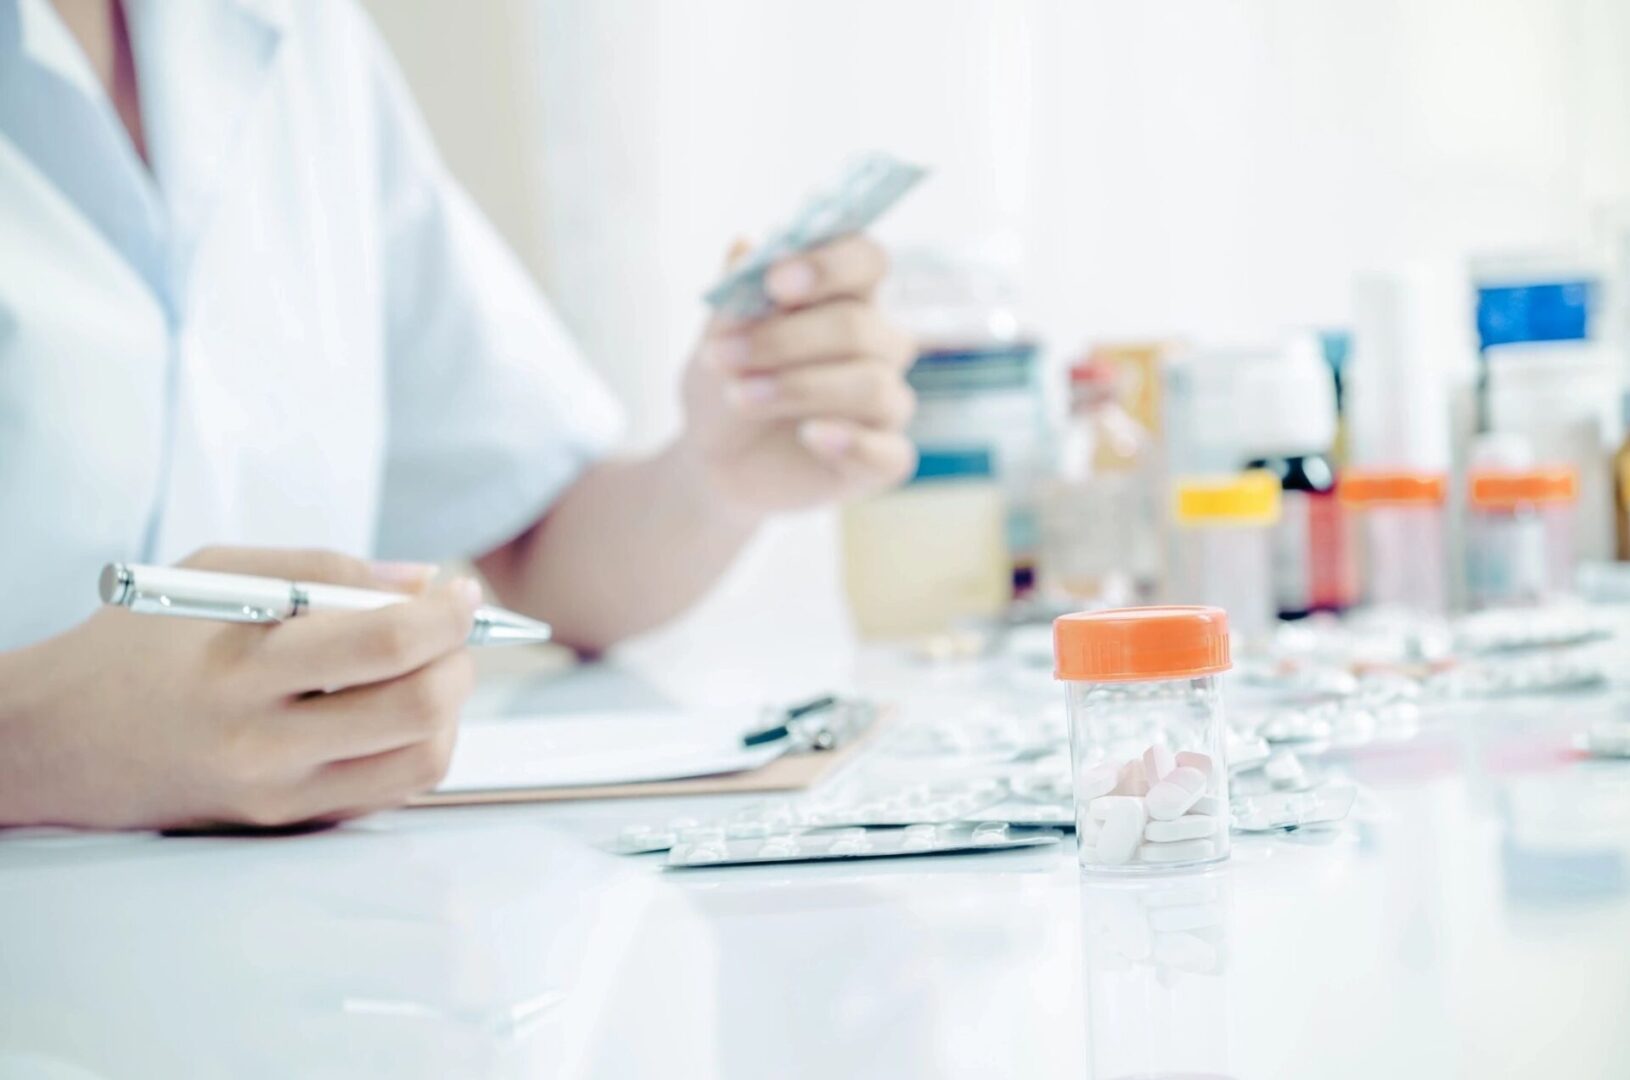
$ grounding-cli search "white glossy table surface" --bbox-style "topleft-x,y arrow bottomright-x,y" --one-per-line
5,644 -> 1630,1079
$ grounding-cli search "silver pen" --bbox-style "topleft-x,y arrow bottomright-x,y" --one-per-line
99,563 -> 552,646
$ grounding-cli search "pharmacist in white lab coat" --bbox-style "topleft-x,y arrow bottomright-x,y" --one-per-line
0,0 -> 916,829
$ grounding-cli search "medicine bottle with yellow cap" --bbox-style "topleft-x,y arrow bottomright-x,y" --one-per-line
1168,472 -> 1280,643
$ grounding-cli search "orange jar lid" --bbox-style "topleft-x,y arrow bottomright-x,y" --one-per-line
1340,469 -> 1448,507
1054,606 -> 1231,683
1469,467 -> 1577,510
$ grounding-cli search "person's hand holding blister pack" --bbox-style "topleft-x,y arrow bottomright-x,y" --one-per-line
678,155 -> 926,515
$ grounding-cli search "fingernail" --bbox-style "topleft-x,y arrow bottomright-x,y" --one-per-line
798,418 -> 853,459
766,259 -> 816,302
371,561 -> 436,586
453,577 -> 483,610
728,374 -> 779,407
707,334 -> 751,371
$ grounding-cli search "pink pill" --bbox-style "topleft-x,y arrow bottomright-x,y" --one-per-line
1113,759 -> 1150,797
1143,745 -> 1176,784
1175,750 -> 1214,778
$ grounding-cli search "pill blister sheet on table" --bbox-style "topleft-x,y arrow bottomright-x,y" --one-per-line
664,822 -> 1062,869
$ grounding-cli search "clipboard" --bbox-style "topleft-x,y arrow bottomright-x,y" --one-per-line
411,697 -> 884,808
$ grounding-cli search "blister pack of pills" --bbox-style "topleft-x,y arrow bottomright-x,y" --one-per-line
1427,654 -> 1606,699
610,779 -> 1020,854
1230,783 -> 1357,832
1451,608 -> 1613,655
664,822 -> 1062,869
882,709 -> 1067,762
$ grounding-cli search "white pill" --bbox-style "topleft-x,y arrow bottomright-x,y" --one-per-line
1146,903 -> 1223,934
1145,814 -> 1219,843
1587,720 -> 1630,757
682,845 -> 727,865
1144,766 -> 1207,821
1137,838 -> 1216,864
904,823 -> 938,838
1077,815 -> 1102,846
726,820 -> 772,839
1113,759 -> 1151,797
1264,750 -> 1305,788
901,834 -> 935,851
757,839 -> 799,857
1190,795 -> 1223,817
829,838 -> 870,854
1093,798 -> 1146,865
1175,750 -> 1213,778
1142,745 -> 1176,784
1078,760 -> 1123,802
1090,795 -> 1145,820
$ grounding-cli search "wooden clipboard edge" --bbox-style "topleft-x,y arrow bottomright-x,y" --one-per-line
409,705 -> 890,808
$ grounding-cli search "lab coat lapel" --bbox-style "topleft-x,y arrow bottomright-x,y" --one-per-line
124,0 -> 282,302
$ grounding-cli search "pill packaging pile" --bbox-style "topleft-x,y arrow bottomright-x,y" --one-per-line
1244,697 -> 1424,753
1427,654 -> 1606,699
664,822 -> 1062,869
1076,747 -> 1225,868
1579,717 -> 1630,758
1230,783 -> 1358,832
883,708 -> 1067,763
1451,608 -> 1613,655
612,778 -> 1022,855
1083,877 -> 1227,979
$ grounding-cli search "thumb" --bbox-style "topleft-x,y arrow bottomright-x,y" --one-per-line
179,546 -> 436,594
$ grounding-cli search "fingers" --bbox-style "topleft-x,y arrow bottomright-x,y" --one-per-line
727,358 -> 916,429
301,719 -> 461,821
706,299 -> 915,375
796,419 -> 918,492
764,234 -> 888,309
181,545 -> 436,593
285,650 -> 475,763
257,578 -> 480,694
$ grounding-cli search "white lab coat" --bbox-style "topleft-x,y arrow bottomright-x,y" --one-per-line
0,0 -> 623,649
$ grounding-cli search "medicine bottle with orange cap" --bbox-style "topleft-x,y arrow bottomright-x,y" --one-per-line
1054,606 -> 1232,872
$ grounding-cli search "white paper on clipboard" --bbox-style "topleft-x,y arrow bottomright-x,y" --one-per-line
435,710 -> 789,794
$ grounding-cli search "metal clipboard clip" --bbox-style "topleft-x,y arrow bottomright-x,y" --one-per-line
740,695 -> 876,753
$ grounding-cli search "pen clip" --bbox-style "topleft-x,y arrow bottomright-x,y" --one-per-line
742,695 -> 873,753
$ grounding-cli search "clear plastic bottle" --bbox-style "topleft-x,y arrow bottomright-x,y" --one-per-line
1169,472 -> 1280,643
1038,358 -> 1156,605
1339,470 -> 1449,614
1466,466 -> 1577,607
1054,606 -> 1232,873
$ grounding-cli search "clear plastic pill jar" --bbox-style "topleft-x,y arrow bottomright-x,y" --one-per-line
1339,469 -> 1449,614
1466,466 -> 1577,608
1054,606 -> 1232,873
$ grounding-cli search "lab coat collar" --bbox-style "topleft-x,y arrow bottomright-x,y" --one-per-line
4,0 -> 285,315
125,0 -> 285,308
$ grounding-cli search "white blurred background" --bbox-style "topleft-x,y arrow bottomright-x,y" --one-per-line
362,0 -> 1630,679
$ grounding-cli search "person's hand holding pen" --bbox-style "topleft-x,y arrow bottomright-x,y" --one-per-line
0,547 -> 479,830
678,235 -> 919,513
